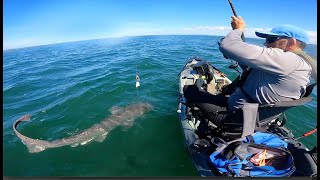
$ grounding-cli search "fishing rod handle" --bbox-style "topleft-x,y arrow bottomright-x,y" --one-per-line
303,127 -> 317,137
296,127 -> 317,140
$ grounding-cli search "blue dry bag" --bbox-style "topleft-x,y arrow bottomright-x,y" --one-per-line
209,132 -> 296,177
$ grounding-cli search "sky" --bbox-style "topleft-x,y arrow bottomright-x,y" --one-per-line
3,0 -> 317,50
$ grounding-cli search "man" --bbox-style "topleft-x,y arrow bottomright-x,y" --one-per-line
184,16 -> 314,125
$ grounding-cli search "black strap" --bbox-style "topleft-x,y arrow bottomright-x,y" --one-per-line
255,110 -> 261,129
279,113 -> 287,126
229,67 -> 256,103
238,68 -> 252,87
303,82 -> 317,97
237,68 -> 257,103
246,135 -> 255,143
221,141 -> 242,159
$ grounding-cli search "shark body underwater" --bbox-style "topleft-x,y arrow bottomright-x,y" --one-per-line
13,102 -> 152,153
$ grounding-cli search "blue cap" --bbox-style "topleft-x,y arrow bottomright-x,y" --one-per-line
255,24 -> 309,44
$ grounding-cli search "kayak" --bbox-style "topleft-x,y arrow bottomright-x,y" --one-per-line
177,56 -> 317,177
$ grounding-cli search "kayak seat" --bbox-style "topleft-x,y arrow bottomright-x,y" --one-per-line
216,95 -> 314,140
186,84 -> 315,141
184,81 -> 316,141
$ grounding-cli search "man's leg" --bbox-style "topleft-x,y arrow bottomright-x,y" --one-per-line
183,85 -> 228,125
183,85 -> 228,108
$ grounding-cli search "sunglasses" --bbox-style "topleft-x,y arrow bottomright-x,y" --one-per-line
265,36 -> 290,44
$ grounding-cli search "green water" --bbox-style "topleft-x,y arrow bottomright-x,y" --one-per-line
3,35 -> 317,176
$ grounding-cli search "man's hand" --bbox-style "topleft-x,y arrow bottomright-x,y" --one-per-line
231,16 -> 246,31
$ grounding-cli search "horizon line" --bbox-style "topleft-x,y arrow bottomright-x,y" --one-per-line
3,33 -> 317,51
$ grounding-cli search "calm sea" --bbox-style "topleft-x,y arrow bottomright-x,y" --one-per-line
3,35 -> 317,176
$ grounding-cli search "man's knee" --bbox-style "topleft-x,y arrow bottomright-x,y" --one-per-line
183,85 -> 198,100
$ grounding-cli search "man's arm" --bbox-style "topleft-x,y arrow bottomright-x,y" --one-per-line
219,29 -> 302,75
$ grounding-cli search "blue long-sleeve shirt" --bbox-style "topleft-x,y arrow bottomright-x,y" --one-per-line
219,29 -> 311,111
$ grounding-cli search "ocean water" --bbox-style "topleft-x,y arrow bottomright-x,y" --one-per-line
3,35 -> 317,176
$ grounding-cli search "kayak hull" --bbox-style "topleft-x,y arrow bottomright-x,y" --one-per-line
177,57 -> 317,177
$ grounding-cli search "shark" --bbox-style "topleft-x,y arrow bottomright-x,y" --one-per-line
13,102 -> 152,153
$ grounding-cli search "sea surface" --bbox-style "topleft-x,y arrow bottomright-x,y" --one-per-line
3,35 -> 317,176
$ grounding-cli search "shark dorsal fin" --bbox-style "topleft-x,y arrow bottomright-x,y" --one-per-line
109,106 -> 123,114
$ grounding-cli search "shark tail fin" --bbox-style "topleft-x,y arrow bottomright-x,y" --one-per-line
18,114 -> 31,122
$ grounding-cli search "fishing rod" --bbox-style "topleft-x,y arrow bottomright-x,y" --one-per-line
227,0 -> 245,41
295,126 -> 317,140
226,0 -> 245,70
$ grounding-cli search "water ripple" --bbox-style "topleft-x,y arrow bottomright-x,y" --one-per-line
3,35 -> 317,176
